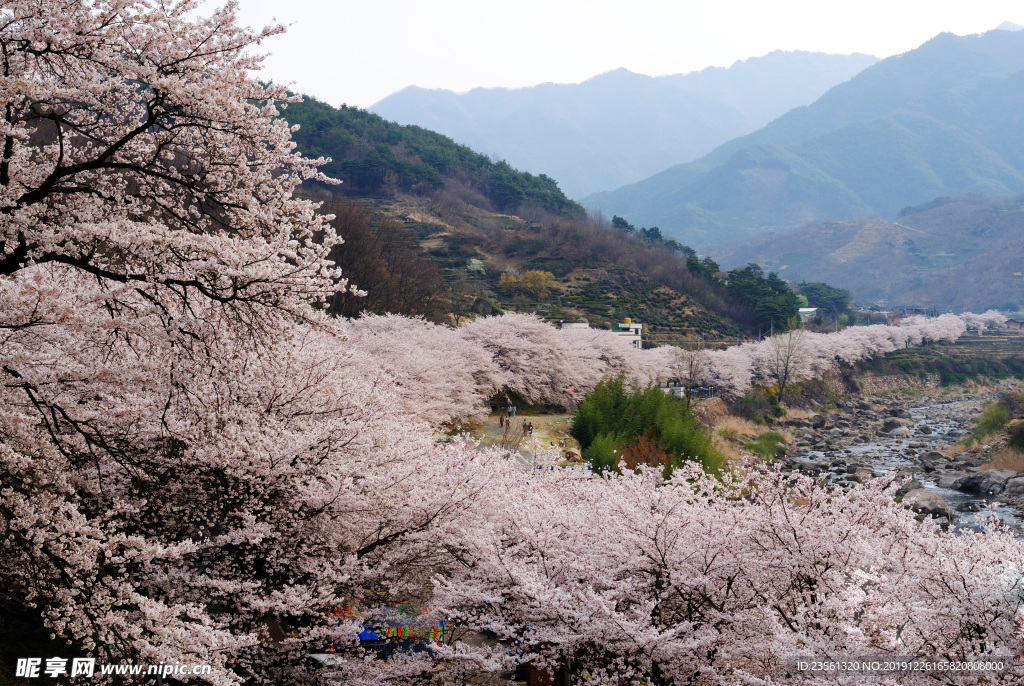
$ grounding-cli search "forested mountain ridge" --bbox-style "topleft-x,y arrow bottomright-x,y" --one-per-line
370,51 -> 877,198
282,94 -> 581,216
713,194 -> 1024,311
585,27 -> 1024,247
280,96 -> 798,339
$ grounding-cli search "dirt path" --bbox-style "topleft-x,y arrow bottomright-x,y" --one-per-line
475,413 -> 580,461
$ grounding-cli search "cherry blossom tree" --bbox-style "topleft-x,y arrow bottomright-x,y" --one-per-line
683,315 -> 967,398
438,464 -> 1024,685
668,344 -> 708,407
961,310 -> 1008,333
346,314 -> 502,425
753,329 -> 810,397
0,2 -> 497,684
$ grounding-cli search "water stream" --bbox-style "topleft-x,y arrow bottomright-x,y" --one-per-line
795,398 -> 1023,532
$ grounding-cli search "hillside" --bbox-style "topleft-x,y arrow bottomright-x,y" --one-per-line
370,51 -> 876,198
279,96 -> 756,339
282,95 -> 580,216
585,27 -> 1024,246
713,194 -> 1024,311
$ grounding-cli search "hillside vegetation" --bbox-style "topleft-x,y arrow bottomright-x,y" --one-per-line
281,96 -> 792,338
714,194 -> 1024,311
283,95 -> 581,216
586,28 -> 1024,246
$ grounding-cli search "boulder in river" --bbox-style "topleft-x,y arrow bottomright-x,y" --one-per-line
1003,476 -> 1024,497
902,488 -> 953,523
895,477 -> 924,497
888,426 -> 913,438
959,470 -> 1018,496
882,417 -> 910,432
938,472 -> 969,490
846,470 -> 874,484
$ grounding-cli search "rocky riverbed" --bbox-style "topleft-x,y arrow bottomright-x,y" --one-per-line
776,389 -> 1024,532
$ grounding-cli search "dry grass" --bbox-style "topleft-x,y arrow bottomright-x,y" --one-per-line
781,406 -> 816,420
715,415 -> 766,440
711,413 -> 797,467
979,447 -> 1024,472
714,433 -> 753,465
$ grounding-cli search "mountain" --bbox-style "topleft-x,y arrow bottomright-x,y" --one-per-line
369,51 -> 877,199
282,95 -> 581,216
585,29 -> 1024,247
712,194 -> 1024,311
278,95 -> 757,338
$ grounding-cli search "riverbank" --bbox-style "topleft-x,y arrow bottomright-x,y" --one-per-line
765,380 -> 1024,531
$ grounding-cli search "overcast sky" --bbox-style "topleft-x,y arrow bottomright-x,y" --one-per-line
231,0 -> 1024,109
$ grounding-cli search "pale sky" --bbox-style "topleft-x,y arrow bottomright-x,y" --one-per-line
231,0 -> 1024,109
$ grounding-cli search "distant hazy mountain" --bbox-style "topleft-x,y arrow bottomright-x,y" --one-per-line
370,51 -> 877,199
711,195 -> 1024,311
585,28 -> 1024,247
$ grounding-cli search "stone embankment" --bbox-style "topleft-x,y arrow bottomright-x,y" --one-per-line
772,385 -> 1023,531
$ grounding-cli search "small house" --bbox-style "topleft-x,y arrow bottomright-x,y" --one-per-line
798,307 -> 820,323
612,319 -> 643,348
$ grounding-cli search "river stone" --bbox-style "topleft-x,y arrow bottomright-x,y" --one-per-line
938,472 -> 968,490
903,489 -> 953,521
888,427 -> 913,438
917,424 -> 933,434
895,477 -> 924,497
882,418 -> 910,432
791,460 -> 823,476
1003,476 -> 1024,497
959,470 -> 1017,496
918,452 -> 947,473
846,470 -> 874,484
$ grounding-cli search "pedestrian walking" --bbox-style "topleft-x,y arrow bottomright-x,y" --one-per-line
527,422 -> 534,436
522,419 -> 527,432
511,405 -> 516,417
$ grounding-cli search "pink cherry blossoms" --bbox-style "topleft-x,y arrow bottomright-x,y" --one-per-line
437,463 -> 1024,685
2,2 -> 1021,685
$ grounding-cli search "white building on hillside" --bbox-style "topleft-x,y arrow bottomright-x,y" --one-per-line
612,319 -> 643,348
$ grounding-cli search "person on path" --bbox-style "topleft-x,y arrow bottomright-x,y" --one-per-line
512,405 -> 517,417
528,422 -> 534,436
522,419 -> 527,432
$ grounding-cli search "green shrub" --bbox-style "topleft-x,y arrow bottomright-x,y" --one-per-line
1008,422 -> 1024,452
744,432 -> 788,460
969,401 -> 1010,443
571,374 -> 721,475
732,393 -> 772,423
